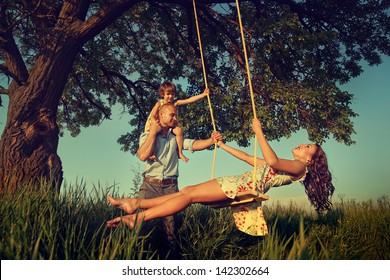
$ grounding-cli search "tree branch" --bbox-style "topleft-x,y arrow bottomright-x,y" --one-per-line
0,63 -> 20,83
156,3 -> 196,54
100,65 -> 149,120
0,7 -> 29,86
76,0 -> 144,44
0,88 -> 8,95
7,0 -> 44,32
71,72 -> 112,120
21,0 -> 60,45
201,6 -> 249,76
115,21 -> 144,62
58,0 -> 90,21
75,0 -> 244,44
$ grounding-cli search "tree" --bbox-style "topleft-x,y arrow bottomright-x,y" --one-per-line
0,0 -> 389,192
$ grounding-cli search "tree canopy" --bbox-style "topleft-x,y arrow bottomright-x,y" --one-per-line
77,0 -> 389,154
0,0 -> 389,190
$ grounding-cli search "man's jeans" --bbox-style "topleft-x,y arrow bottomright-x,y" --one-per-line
138,180 -> 179,257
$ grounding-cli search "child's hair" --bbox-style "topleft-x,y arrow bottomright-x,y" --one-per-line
158,81 -> 176,98
303,144 -> 335,213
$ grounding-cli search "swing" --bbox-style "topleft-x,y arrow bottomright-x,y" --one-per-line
193,0 -> 269,209
203,190 -> 269,209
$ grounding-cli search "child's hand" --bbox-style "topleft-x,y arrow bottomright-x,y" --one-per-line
203,88 -> 210,96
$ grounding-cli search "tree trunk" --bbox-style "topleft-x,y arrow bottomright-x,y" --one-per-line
0,102 -> 63,192
0,43 -> 79,192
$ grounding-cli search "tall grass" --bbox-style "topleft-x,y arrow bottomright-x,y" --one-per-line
0,181 -> 155,260
1,181 -> 389,260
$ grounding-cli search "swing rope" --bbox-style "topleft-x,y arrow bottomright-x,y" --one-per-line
200,3 -> 269,235
192,0 -> 217,179
235,0 -> 258,186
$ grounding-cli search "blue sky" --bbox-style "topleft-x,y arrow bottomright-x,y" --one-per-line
1,56 -> 389,208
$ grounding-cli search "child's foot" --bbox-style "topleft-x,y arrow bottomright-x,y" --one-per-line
107,195 -> 139,214
106,214 -> 135,228
179,153 -> 189,163
148,155 -> 157,161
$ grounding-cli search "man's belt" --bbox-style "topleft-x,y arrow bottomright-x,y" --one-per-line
143,177 -> 177,185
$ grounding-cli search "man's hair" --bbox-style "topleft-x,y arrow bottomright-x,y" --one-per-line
158,103 -> 175,117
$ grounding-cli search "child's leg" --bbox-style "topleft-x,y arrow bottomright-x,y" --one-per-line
107,179 -> 227,228
172,125 -> 189,162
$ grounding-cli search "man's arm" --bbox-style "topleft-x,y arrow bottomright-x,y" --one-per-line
137,118 -> 161,161
191,131 -> 223,151
137,133 -> 157,161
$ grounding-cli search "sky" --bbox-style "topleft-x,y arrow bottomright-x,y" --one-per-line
0,56 -> 389,209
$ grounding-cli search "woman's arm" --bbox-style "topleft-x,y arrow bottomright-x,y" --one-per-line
218,142 -> 265,167
174,88 -> 210,106
252,118 -> 305,177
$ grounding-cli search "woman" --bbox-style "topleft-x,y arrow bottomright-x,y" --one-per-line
107,118 -> 334,236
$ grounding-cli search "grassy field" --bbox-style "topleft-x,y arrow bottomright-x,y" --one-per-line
1,181 -> 389,260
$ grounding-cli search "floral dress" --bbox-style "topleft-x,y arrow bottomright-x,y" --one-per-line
216,165 -> 294,236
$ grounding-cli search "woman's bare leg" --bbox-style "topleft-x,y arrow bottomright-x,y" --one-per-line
106,179 -> 227,228
107,190 -> 184,214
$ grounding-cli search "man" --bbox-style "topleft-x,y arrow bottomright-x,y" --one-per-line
137,103 -> 222,258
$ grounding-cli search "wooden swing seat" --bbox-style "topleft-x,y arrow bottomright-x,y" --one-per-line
203,189 -> 269,209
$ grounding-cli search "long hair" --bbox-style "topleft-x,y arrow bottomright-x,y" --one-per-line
303,144 -> 335,213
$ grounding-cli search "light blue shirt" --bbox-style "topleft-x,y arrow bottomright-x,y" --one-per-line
139,131 -> 195,180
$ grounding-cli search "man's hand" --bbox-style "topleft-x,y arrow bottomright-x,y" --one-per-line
137,117 -> 161,161
192,131 -> 223,151
149,116 -> 162,135
211,131 -> 223,144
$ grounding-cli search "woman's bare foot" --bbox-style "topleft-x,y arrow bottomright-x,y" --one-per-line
107,195 -> 139,214
106,214 -> 135,228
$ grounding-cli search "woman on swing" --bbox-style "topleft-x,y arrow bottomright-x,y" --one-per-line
107,118 -> 335,235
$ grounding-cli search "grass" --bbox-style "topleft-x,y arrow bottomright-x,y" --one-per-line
1,181 -> 389,260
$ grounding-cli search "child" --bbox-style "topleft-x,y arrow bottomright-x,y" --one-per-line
145,81 -> 210,162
